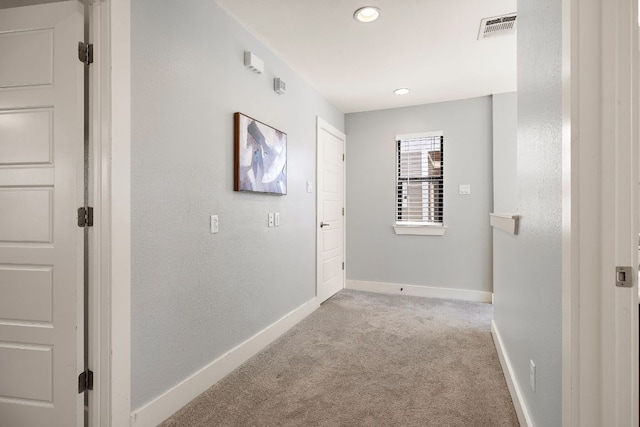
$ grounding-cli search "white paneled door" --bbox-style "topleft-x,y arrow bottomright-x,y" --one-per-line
317,118 -> 345,303
0,2 -> 85,426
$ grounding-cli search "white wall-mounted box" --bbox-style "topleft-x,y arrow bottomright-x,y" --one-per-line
244,51 -> 264,74
490,213 -> 520,235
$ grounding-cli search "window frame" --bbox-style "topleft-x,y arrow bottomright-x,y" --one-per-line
393,131 -> 447,236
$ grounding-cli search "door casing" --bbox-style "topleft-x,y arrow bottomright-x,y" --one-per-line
87,0 -> 131,425
561,0 -> 639,424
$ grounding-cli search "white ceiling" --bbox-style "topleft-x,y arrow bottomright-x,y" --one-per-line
216,0 -> 517,113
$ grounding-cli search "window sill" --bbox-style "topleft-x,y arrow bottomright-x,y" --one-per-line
393,225 -> 447,236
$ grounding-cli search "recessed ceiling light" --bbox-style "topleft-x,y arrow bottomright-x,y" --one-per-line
354,7 -> 380,23
394,88 -> 410,95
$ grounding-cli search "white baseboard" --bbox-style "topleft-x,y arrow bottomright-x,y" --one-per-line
130,297 -> 320,427
491,320 -> 535,427
346,280 -> 492,303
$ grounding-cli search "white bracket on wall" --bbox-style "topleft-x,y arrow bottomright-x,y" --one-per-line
489,213 -> 520,235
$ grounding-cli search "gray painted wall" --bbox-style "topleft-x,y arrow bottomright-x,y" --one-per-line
345,97 -> 493,292
491,91 -> 518,330
491,92 -> 518,319
492,1 -> 563,425
131,0 -> 343,409
492,92 -> 517,213
491,91 -> 524,419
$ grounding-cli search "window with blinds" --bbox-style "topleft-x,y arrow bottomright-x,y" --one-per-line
396,132 -> 444,225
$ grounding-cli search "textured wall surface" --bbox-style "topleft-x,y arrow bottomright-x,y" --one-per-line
492,1 -> 563,425
345,97 -> 493,292
131,0 -> 343,409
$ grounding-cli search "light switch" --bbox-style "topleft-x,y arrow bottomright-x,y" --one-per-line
459,184 -> 471,195
268,212 -> 274,227
274,212 -> 280,227
306,181 -> 313,193
210,215 -> 219,233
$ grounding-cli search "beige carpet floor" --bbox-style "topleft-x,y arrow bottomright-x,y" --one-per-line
161,290 -> 519,427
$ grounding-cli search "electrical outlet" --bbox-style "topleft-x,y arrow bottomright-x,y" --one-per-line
529,359 -> 536,392
459,184 -> 471,195
268,212 -> 274,227
210,215 -> 219,234
274,212 -> 280,227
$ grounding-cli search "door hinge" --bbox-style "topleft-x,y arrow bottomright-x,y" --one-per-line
342,154 -> 345,161
78,370 -> 93,393
78,42 -> 93,65
342,207 -> 345,216
342,262 -> 345,270
78,207 -> 94,227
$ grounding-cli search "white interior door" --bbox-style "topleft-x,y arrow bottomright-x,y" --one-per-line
317,118 -> 345,303
0,2 -> 85,426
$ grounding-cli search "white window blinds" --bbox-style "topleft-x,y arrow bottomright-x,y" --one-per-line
396,132 -> 444,225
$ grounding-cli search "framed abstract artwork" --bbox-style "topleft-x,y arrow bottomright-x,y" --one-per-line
234,112 -> 287,195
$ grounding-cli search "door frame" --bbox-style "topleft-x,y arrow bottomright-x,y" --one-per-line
90,0 -> 131,425
88,3 -> 105,425
316,117 -> 346,302
562,0 -> 639,424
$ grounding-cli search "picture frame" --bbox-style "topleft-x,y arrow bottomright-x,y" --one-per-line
234,112 -> 287,195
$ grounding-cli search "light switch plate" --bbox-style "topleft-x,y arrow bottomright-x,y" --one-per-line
459,184 -> 471,195
306,181 -> 313,193
274,212 -> 280,227
268,213 -> 274,227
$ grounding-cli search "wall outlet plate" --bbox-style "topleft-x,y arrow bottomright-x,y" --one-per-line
459,184 -> 471,195
268,212 -> 274,227
274,212 -> 280,226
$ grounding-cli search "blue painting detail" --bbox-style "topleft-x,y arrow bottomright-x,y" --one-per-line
236,113 -> 287,195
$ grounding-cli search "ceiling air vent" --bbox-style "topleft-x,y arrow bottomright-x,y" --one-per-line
478,13 -> 517,40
